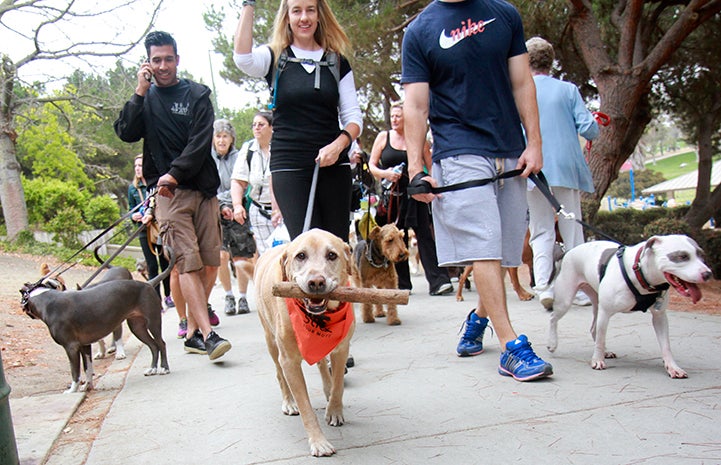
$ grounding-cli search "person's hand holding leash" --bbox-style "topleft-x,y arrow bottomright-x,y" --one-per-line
157,174 -> 177,198
315,140 -> 343,167
408,170 -> 438,204
233,204 -> 247,225
516,142 -> 543,178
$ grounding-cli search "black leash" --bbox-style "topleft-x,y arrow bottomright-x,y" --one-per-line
80,224 -> 145,288
407,168 -> 524,195
406,167 -> 623,245
527,172 -> 622,245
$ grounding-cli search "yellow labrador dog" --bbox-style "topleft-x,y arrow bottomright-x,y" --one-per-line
254,228 -> 355,457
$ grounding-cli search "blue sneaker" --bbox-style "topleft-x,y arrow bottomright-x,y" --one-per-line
498,335 -> 553,381
456,310 -> 490,357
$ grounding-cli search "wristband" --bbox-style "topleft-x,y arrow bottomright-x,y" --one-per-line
339,129 -> 353,146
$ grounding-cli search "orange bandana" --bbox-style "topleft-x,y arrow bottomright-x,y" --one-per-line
285,299 -> 354,365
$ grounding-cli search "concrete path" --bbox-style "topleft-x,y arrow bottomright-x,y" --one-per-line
11,274 -> 721,464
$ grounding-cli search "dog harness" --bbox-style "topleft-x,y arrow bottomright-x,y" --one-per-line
285,298 -> 354,365
598,245 -> 669,312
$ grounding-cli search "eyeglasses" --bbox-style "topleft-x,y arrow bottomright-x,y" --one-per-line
251,122 -> 268,129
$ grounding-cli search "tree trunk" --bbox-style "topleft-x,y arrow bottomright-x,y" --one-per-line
0,113 -> 29,240
685,114 -> 718,229
582,73 -> 653,221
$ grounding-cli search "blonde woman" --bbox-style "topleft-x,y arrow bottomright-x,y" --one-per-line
233,0 -> 362,241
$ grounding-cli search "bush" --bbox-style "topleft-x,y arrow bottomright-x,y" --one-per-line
607,169 -> 666,199
697,230 -> 721,279
47,207 -> 87,249
23,178 -> 89,225
643,217 -> 693,237
84,195 -> 120,229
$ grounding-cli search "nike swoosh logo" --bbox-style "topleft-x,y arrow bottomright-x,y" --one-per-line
439,18 -> 496,50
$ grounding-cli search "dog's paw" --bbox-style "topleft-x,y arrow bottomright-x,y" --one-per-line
64,382 -> 80,394
456,295 -> 465,302
114,351 -> 127,360
665,363 -> 688,379
144,367 -> 158,376
362,316 -> 375,323
309,438 -> 336,457
107,345 -> 117,355
591,359 -> 607,370
282,399 -> 299,416
604,351 -> 617,359
374,310 -> 386,318
325,408 -> 345,427
158,367 -> 170,375
93,351 -> 106,360
387,317 -> 402,326
516,290 -> 534,301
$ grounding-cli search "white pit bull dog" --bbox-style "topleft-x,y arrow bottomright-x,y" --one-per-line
548,234 -> 712,378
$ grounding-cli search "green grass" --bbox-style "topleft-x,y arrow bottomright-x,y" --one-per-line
643,150 -> 700,179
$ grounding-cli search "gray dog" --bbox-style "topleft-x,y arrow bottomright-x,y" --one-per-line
21,248 -> 175,393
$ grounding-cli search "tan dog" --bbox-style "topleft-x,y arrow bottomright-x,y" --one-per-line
407,228 -> 423,276
351,224 -> 409,325
254,228 -> 355,457
456,229 -> 534,302
40,263 -> 66,291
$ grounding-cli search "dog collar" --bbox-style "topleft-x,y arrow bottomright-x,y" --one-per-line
365,239 -> 390,269
632,247 -> 659,293
615,246 -> 669,312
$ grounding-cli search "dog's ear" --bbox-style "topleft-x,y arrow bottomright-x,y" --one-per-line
645,236 -> 661,252
280,249 -> 290,282
369,225 -> 380,241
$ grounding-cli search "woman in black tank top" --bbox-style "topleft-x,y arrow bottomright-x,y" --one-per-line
368,102 -> 453,295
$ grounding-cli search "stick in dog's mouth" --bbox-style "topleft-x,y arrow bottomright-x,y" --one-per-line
665,273 -> 703,303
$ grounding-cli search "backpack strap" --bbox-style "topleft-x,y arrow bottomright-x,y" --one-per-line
268,48 -> 340,110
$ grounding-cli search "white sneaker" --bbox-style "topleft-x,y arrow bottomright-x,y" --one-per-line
573,292 -> 592,306
538,289 -> 554,310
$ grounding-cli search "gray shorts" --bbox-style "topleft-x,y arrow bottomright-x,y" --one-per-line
431,155 -> 528,268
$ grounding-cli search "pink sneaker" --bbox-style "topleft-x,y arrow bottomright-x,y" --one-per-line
177,318 -> 188,339
207,304 -> 220,326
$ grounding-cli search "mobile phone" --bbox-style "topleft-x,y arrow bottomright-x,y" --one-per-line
143,58 -> 153,83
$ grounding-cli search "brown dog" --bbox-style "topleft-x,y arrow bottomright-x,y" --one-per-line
456,230 -> 534,302
351,224 -> 409,325
254,229 -> 355,457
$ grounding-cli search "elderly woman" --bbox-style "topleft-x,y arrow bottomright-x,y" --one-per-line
213,119 -> 256,316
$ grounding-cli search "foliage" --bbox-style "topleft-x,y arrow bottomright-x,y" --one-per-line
23,178 -> 89,226
696,230 -> 721,279
643,218 -> 693,238
47,208 -> 87,249
84,196 -> 121,229
0,0 -> 164,240
16,100 -> 94,191
607,169 -> 666,199
0,238 -> 135,271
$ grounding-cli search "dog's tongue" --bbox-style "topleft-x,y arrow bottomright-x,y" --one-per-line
665,272 -> 702,304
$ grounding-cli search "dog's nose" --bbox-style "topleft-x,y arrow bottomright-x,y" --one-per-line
701,271 -> 712,282
307,276 -> 327,293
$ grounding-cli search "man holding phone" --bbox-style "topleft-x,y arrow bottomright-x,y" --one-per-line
114,31 -> 232,361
